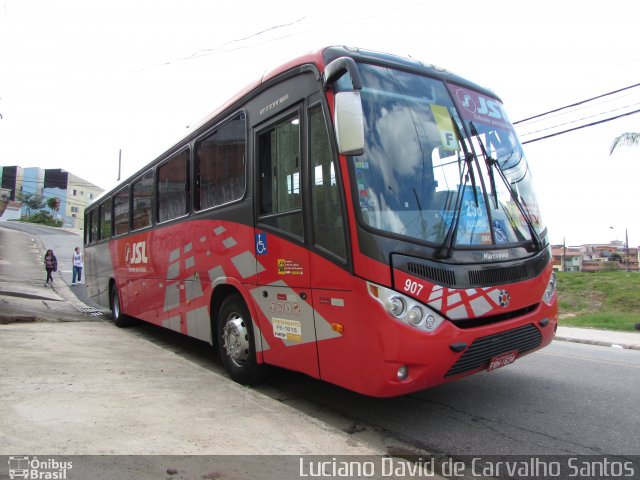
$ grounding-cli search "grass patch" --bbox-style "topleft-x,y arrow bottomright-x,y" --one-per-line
557,271 -> 640,332
560,313 -> 639,332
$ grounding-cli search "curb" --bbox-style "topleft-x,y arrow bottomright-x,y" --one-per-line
0,314 -> 39,325
555,335 -> 640,351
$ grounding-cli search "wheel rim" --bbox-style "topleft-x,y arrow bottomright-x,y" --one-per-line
222,313 -> 250,367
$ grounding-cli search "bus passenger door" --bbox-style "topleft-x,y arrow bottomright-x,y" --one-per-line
253,107 -> 318,378
306,102 -> 357,388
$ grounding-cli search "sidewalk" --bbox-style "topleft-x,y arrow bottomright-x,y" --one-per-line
0,224 -> 381,459
0,277 -> 90,324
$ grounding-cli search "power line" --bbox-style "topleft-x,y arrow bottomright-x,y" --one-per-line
514,82 -> 640,125
521,108 -> 640,144
519,101 -> 640,137
518,90 -> 637,127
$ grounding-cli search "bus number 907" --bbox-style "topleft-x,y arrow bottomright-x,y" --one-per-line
404,279 -> 424,296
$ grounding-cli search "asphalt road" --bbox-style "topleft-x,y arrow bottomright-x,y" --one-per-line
3,222 -> 639,462
0,222 -> 92,303
261,341 -> 640,457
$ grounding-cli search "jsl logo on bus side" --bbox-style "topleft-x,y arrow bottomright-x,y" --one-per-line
125,241 -> 149,267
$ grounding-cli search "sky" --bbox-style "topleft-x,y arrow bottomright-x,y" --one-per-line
1,0 -> 639,247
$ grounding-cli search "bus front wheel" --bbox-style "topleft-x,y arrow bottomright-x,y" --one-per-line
217,294 -> 269,385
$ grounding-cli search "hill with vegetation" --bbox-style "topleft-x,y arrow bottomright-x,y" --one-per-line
557,271 -> 640,332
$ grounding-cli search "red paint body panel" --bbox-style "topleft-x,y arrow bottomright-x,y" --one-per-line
315,268 -> 556,397
95,218 -> 556,397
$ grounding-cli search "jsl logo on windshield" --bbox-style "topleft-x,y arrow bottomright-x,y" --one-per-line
456,88 -> 506,120
447,84 -> 514,133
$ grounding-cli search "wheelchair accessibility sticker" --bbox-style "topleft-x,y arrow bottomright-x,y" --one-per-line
256,233 -> 268,255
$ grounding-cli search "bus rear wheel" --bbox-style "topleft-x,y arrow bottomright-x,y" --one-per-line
217,294 -> 269,385
111,284 -> 133,328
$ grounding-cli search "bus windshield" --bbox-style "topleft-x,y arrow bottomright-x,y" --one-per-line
349,63 -> 545,247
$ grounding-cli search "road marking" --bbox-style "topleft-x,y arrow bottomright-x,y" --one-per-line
540,351 -> 640,369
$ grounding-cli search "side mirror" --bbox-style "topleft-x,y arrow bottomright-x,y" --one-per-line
334,91 -> 364,156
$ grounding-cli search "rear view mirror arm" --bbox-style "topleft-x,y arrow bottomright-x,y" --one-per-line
323,57 -> 362,91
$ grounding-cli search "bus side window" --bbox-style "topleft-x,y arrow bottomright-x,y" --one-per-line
84,213 -> 90,245
113,187 -> 130,235
132,170 -> 153,230
87,210 -> 98,243
195,113 -> 246,211
157,149 -> 190,222
99,198 -> 112,240
309,105 -> 347,260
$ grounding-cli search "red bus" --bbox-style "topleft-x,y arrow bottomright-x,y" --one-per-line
84,46 -> 557,397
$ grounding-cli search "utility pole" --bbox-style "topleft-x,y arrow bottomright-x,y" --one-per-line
625,228 -> 629,272
117,149 -> 122,182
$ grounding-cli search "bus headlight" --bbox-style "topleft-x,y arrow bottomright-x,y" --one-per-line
388,297 -> 406,317
542,272 -> 557,306
367,282 -> 445,332
408,306 -> 423,325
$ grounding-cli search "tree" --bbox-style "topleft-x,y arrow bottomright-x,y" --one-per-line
47,197 -> 61,216
16,192 -> 46,217
610,132 -> 640,155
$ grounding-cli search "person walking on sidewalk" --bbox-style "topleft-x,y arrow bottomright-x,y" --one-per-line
72,246 -> 84,285
44,249 -> 57,286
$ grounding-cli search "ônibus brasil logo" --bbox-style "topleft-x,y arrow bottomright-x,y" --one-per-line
125,241 -> 149,268
8,456 -> 72,479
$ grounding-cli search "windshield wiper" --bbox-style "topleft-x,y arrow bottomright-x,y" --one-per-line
469,121 -> 543,251
469,122 -> 499,210
437,118 -> 476,259
412,188 -> 429,240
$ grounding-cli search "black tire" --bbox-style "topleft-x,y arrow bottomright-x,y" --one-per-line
111,284 -> 133,328
217,294 -> 269,385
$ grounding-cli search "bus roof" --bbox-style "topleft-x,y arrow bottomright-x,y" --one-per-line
90,45 -> 498,205
188,45 -> 496,133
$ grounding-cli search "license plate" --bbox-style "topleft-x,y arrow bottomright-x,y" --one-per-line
488,350 -> 519,372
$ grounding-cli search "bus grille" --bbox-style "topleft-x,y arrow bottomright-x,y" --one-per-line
445,324 -> 542,378
407,262 -> 456,287
468,264 -> 528,286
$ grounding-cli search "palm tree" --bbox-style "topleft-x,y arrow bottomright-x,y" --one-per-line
610,132 -> 640,155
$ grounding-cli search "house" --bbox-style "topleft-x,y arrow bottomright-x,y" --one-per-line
0,201 -> 23,222
0,166 -> 103,229
552,242 -> 638,272
551,246 -> 582,272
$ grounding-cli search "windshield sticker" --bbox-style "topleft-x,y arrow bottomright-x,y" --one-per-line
447,84 -> 513,132
430,104 -> 459,151
442,186 -> 491,245
493,219 -> 510,244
